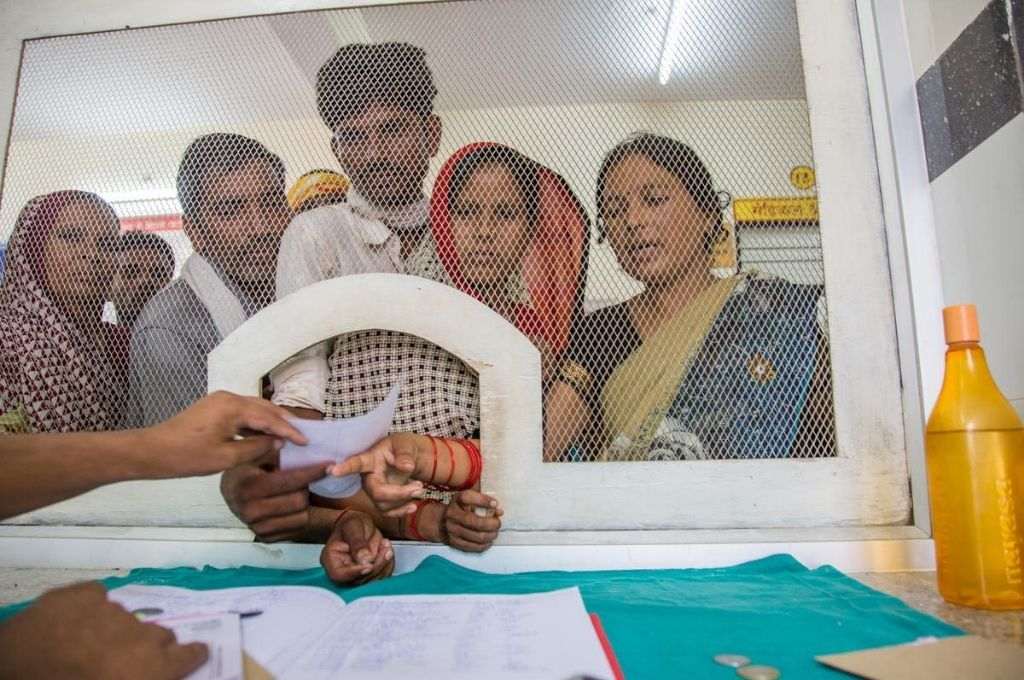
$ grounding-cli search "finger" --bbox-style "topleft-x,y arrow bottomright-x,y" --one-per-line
343,521 -> 374,566
391,450 -> 417,475
446,522 -> 499,546
221,435 -> 281,468
329,564 -> 377,585
446,508 -> 501,533
363,540 -> 394,582
247,464 -> 327,498
446,533 -> 489,553
327,452 -> 378,477
238,491 -> 309,525
142,622 -> 177,646
366,530 -> 383,562
237,400 -> 308,445
320,542 -> 356,580
363,476 -> 425,504
455,490 -> 500,511
250,511 -> 309,541
161,642 -> 209,679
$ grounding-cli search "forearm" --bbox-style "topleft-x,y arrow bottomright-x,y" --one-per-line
543,381 -> 590,461
404,434 -> 482,490
0,430 -> 152,520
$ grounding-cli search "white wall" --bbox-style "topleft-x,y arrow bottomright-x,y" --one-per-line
901,0 -> 1024,417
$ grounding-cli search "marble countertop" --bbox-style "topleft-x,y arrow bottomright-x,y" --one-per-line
851,572 -> 1024,645
1,568 -> 1021,644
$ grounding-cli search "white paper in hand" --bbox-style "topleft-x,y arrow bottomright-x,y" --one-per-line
280,381 -> 401,498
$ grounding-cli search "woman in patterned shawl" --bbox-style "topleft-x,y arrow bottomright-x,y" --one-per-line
0,191 -> 127,433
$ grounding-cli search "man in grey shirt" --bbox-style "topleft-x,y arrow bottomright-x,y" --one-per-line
126,133 -> 291,426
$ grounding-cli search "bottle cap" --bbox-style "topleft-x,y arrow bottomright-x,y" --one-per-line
942,304 -> 980,344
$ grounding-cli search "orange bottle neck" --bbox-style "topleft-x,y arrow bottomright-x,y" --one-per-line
928,342 -> 1022,432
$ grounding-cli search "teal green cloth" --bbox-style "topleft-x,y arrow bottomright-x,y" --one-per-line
1,554 -> 960,679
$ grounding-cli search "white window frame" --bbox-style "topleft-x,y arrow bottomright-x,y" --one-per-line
0,0 -> 944,573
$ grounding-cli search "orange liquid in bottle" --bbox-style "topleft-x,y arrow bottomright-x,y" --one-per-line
925,305 -> 1024,609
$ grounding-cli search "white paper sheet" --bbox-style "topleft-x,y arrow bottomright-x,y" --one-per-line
109,585 -> 347,677
279,380 -> 402,498
154,612 -> 243,680
282,587 -> 615,680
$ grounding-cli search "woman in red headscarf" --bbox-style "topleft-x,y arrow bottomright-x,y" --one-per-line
0,191 -> 127,433
423,142 -> 589,385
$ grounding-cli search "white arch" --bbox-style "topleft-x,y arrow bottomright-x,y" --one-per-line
208,273 -> 543,528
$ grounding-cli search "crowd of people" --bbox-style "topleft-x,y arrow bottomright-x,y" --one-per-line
0,41 -> 833,582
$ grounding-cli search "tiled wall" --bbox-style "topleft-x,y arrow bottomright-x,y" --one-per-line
907,0 -> 1024,416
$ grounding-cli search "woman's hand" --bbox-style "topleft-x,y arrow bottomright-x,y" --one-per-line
439,490 -> 503,553
319,509 -> 395,585
327,434 -> 425,517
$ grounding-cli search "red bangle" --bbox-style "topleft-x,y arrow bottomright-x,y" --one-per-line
427,435 -> 439,484
406,500 -> 428,541
441,438 -> 456,488
456,439 -> 483,490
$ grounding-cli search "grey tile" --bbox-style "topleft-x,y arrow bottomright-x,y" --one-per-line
1011,0 -> 1024,99
916,0 -> 1023,180
917,65 -> 956,179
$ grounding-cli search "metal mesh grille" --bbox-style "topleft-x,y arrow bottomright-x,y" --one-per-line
0,0 -> 835,460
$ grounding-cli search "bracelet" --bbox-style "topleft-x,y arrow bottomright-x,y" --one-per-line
406,500 -> 429,541
441,438 -> 456,488
427,435 -> 439,484
455,439 -> 483,491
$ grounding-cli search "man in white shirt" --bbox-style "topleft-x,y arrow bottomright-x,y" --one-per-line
126,134 -> 291,426
220,43 -> 494,565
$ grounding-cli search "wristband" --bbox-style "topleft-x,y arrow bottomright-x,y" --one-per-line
441,438 -> 456,488
427,435 -> 439,485
455,439 -> 483,491
406,500 -> 429,541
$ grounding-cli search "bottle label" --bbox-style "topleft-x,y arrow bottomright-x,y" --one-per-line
995,477 -> 1022,585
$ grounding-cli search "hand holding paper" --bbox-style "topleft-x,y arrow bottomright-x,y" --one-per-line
279,382 -> 405,499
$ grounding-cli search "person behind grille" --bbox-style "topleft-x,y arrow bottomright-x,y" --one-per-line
225,42 -> 501,565
427,142 -> 589,386
0,191 -> 126,434
124,133 -> 291,427
546,133 -> 833,462
109,231 -> 175,329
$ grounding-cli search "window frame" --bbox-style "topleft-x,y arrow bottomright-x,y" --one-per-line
0,0 -> 944,572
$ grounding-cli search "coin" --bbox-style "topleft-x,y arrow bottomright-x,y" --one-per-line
713,654 -> 750,668
737,664 -> 781,680
131,607 -> 164,618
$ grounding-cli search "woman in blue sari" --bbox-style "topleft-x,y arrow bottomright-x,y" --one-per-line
546,134 -> 833,461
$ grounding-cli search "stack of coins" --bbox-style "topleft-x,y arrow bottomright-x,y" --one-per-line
713,653 -> 781,679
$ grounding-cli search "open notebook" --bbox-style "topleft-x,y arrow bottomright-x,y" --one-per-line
110,584 -> 619,680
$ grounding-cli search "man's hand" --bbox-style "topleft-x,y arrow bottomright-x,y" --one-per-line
320,510 -> 395,585
440,490 -> 503,553
220,452 -> 328,542
141,391 -> 308,479
0,582 -> 208,680
328,434 -> 425,517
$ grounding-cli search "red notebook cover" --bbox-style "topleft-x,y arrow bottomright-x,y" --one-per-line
590,613 -> 625,680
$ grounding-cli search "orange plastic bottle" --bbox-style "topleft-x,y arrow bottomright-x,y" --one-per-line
925,304 -> 1024,609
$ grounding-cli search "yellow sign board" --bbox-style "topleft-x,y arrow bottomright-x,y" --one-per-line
733,197 -> 819,223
